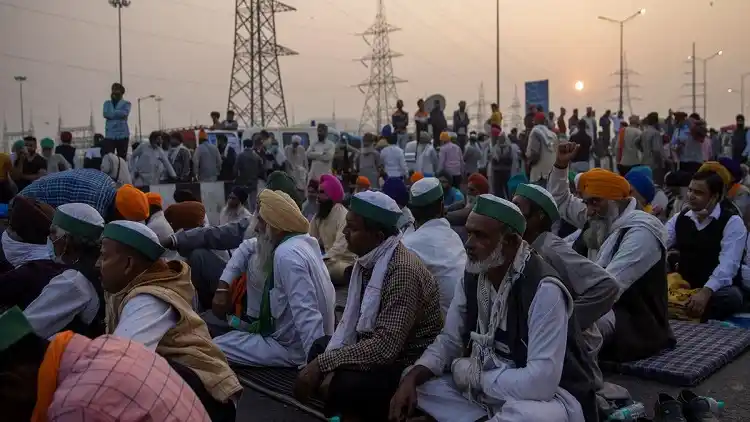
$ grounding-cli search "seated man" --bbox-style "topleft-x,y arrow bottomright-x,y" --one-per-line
23,203 -> 106,338
98,220 -> 241,422
18,168 -> 117,220
548,142 -> 672,363
210,189 -> 336,367
0,196 -> 66,308
446,172 -> 490,241
512,183 -> 619,391
0,307 -> 209,421
309,174 -> 356,286
382,176 -> 415,233
390,194 -> 594,422
403,177 -> 467,314
294,191 -> 442,422
665,169 -> 747,321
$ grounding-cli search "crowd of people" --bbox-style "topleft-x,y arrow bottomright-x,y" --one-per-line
2,84 -> 750,422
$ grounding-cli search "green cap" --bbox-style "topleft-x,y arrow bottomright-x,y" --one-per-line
350,190 -> 402,228
514,183 -> 560,222
102,220 -> 165,261
472,194 -> 526,234
40,138 -> 55,149
0,307 -> 34,353
409,177 -> 443,207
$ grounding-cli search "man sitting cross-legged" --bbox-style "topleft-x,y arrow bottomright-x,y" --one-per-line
210,189 -> 337,367
294,190 -> 443,422
390,194 -> 594,422
98,221 -> 241,422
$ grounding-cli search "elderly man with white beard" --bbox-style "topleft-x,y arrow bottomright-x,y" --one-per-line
390,194 -> 596,422
548,142 -> 673,364
209,189 -> 336,367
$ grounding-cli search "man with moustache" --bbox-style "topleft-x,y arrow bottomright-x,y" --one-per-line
210,189 -> 336,367
309,174 -> 357,285
548,142 -> 673,363
389,194 -> 594,422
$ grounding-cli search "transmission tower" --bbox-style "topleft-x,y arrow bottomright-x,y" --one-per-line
611,52 -> 641,116
509,85 -> 523,131
228,0 -> 297,128
473,82 -> 486,132
355,0 -> 406,133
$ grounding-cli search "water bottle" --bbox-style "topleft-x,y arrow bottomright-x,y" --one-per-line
607,402 -> 647,420
701,397 -> 724,416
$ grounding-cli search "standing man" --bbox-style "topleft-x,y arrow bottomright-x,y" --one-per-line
526,112 -> 557,187
568,108 -> 580,136
210,111 -> 222,129
734,114 -> 750,162
221,110 -> 239,130
600,110 -> 613,167
193,130 -> 223,182
641,112 -> 666,185
56,131 -> 76,168
617,115 -> 643,176
672,111 -> 704,177
103,82 -> 131,160
167,131 -> 192,182
429,100 -> 448,145
557,107 -> 568,138
285,134 -> 309,194
131,131 -> 177,187
437,131 -> 463,188
392,99 -> 409,149
381,136 -> 409,180
453,100 -> 471,150
569,120 -> 592,173
14,136 -> 47,191
415,99 -> 429,145
307,123 -> 336,183
612,110 -> 624,135
217,134 -> 237,181
235,138 -> 264,212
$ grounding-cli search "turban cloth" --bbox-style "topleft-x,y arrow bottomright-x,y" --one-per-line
468,173 -> 490,195
534,112 -> 546,124
579,168 -> 631,200
439,132 -> 451,143
145,192 -> 162,207
115,184 -> 150,222
60,131 -> 72,143
320,174 -> 345,203
625,171 -> 656,204
698,161 -> 733,186
491,127 -> 502,137
356,176 -> 371,189
164,201 -> 206,232
258,189 -> 309,234
410,172 -> 424,183
382,177 -> 409,208
230,186 -> 249,204
9,196 -> 54,244
718,157 -> 742,184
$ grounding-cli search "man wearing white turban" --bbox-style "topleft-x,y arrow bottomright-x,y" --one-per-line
210,189 -> 336,367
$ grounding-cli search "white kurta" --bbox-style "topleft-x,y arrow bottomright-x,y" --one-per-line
24,269 -> 100,339
402,218 -> 467,315
113,294 -> 178,350
214,234 -> 337,367
413,278 -> 584,422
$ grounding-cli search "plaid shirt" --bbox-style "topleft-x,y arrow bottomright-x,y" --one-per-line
317,243 -> 443,372
19,169 -> 117,217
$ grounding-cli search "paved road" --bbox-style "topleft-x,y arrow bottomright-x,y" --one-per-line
240,350 -> 750,421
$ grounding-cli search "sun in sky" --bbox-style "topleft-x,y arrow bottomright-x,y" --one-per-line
575,81 -> 585,91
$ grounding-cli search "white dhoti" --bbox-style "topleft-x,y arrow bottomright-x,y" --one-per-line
213,330 -> 306,367
417,375 -> 582,422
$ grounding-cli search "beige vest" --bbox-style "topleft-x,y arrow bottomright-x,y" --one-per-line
106,260 -> 241,403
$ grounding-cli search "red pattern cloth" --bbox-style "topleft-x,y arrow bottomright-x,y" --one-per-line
48,334 -> 209,422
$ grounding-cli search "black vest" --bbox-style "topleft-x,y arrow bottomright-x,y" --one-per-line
599,228 -> 674,363
571,221 -> 591,258
462,253 -> 598,422
675,202 -> 737,289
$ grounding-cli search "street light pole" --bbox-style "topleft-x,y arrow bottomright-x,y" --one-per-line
109,0 -> 131,84
13,76 -> 27,136
155,97 -> 163,130
598,8 -> 645,113
741,72 -> 750,116
137,94 -> 156,142
688,48 -> 722,119
495,0 -> 500,106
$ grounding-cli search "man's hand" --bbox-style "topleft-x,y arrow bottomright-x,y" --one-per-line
389,377 -> 419,422
211,282 -> 232,319
686,287 -> 712,318
555,142 -> 579,168
294,358 -> 324,403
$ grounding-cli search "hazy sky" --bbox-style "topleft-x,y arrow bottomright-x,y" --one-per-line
1,0 -> 748,140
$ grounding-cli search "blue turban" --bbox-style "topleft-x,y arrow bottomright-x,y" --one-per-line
718,157 -> 742,184
382,177 -> 409,208
625,170 -> 656,203
381,124 -> 393,138
626,165 -> 653,180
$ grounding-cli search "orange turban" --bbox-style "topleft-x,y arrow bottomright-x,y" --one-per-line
145,192 -> 162,207
356,176 -> 371,189
410,172 -> 424,183
164,201 -> 206,232
115,184 -> 150,222
698,161 -> 733,186
579,168 -> 631,200
468,173 -> 490,194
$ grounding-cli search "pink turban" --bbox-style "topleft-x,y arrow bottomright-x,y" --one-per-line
320,174 -> 345,203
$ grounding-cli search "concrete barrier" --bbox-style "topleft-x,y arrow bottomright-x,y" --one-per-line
139,181 -> 236,225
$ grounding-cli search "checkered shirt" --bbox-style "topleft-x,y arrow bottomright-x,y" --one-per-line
318,243 -> 443,372
49,334 -> 209,421
19,169 -> 117,217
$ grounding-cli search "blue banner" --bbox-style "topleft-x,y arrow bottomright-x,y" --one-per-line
524,80 -> 550,114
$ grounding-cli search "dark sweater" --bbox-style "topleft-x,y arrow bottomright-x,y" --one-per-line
55,144 -> 77,168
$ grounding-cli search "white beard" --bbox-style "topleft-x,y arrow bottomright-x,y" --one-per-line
466,241 -> 506,274
252,225 -> 275,274
582,202 -> 619,251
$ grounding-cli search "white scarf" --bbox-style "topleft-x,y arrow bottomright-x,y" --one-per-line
531,124 -> 557,151
326,234 -> 402,351
2,231 -> 52,268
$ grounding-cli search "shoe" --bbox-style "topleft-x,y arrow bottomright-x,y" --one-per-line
654,393 -> 687,422
677,390 -> 719,422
